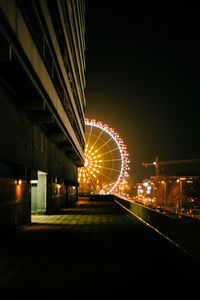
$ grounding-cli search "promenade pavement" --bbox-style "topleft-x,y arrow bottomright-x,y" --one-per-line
0,198 -> 200,298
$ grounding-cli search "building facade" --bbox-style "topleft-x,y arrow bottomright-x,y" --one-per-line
0,0 -> 86,231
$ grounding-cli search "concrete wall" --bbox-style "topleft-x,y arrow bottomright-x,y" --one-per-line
115,196 -> 200,261
0,177 -> 30,233
50,183 -> 66,212
0,88 -> 78,231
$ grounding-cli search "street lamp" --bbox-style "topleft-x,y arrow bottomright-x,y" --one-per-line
161,181 -> 167,209
176,178 -> 184,215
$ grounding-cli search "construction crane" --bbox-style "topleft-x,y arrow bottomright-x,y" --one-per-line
142,156 -> 200,176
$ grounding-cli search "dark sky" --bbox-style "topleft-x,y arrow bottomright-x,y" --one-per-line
85,3 -> 200,183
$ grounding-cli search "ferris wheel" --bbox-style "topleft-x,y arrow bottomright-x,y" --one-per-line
78,118 -> 130,195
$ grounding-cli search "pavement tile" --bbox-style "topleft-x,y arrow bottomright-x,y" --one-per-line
0,198 -> 200,298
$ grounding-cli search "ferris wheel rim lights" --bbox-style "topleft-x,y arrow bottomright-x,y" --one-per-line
85,118 -> 130,194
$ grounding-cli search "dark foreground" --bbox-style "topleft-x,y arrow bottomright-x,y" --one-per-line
0,198 -> 200,298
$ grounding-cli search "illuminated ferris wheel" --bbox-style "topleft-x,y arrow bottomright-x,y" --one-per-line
78,118 -> 130,195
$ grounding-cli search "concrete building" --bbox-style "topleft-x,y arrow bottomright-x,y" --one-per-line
0,0 -> 86,231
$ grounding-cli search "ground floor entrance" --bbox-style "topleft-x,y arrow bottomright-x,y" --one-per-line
31,170 -> 47,214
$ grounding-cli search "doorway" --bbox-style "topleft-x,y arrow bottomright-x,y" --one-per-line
31,170 -> 47,214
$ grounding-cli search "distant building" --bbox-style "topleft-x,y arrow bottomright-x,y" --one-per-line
0,0 -> 86,230
136,175 -> 200,217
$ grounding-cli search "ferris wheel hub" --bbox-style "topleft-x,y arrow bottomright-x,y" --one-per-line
84,158 -> 89,167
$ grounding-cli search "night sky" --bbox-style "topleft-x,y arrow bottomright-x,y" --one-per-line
85,3 -> 200,183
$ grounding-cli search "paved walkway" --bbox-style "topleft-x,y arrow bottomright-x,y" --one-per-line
0,198 -> 200,298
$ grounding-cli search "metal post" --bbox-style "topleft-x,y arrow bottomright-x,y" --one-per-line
180,180 -> 183,214
164,181 -> 167,209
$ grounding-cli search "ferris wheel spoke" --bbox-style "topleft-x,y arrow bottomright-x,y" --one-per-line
97,169 -> 116,184
85,167 -> 97,193
95,136 -> 113,153
99,166 -> 121,172
86,124 -> 93,146
92,128 -> 104,148
102,158 -> 122,162
99,147 -> 119,157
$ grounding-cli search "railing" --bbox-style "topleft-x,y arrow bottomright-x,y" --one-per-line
135,195 -> 200,220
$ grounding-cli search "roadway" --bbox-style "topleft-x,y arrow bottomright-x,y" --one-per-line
0,197 -> 199,298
